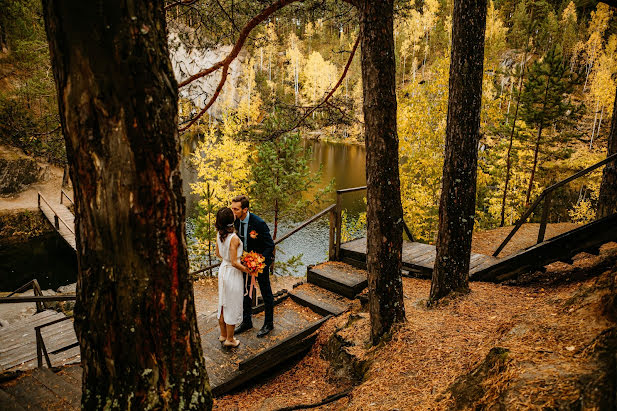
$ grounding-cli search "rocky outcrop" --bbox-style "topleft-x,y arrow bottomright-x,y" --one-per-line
322,313 -> 372,384
0,149 -> 45,196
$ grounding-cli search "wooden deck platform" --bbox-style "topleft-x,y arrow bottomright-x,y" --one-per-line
0,310 -> 79,372
196,298 -> 327,396
340,213 -> 617,282
340,237 -> 498,277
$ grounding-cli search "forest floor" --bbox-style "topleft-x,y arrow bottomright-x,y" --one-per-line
211,232 -> 617,410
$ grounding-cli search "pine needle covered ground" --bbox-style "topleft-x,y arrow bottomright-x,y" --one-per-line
213,238 -> 617,410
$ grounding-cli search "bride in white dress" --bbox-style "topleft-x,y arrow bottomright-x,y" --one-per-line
215,207 -> 248,348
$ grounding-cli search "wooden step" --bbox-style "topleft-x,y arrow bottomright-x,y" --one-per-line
307,263 -> 367,299
1,371 -> 72,410
290,288 -> 347,316
30,368 -> 80,409
0,389 -> 26,411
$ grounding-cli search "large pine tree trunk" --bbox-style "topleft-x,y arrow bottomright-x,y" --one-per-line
42,1 -> 212,409
360,0 -> 406,344
430,0 -> 487,302
598,87 -> 617,218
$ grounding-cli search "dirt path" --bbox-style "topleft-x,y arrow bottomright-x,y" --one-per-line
0,145 -> 69,212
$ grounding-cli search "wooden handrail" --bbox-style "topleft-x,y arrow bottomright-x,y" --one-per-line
336,185 -> 367,194
0,295 -> 76,303
7,279 -> 45,312
60,189 -> 74,206
36,315 -> 74,368
274,204 -> 336,245
38,192 -> 75,235
189,204 -> 337,276
493,152 -> 617,257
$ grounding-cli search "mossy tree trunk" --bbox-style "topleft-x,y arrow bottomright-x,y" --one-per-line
359,0 -> 406,344
598,86 -> 617,219
430,0 -> 487,302
42,1 -> 212,409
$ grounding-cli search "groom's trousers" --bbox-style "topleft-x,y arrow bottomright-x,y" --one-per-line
242,264 -> 274,326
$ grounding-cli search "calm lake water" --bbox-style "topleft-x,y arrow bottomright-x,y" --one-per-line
184,139 -> 367,276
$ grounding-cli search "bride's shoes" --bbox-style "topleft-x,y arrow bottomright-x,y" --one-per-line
223,338 -> 241,348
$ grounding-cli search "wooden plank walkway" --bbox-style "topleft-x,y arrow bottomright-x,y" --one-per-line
0,303 -> 325,397
0,310 -> 79,372
196,298 -> 325,396
340,238 -> 498,277
38,198 -> 76,250
340,212 -> 617,282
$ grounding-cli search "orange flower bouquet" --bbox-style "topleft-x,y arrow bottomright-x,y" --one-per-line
241,251 -> 265,298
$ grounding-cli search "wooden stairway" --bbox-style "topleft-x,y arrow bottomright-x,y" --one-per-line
472,212 -> 617,282
0,261 -> 363,404
339,213 -> 617,283
0,366 -> 81,410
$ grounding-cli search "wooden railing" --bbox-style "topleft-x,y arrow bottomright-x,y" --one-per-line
5,279 -> 46,312
331,186 -> 414,260
190,186 -> 415,276
38,192 -> 75,235
60,189 -> 74,206
493,152 -> 617,257
36,316 -> 78,368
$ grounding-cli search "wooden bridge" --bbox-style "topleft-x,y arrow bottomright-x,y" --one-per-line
37,190 -> 75,250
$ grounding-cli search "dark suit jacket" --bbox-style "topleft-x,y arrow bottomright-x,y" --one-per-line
234,212 -> 275,267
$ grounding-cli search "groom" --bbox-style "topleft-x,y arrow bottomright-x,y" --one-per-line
231,195 -> 275,338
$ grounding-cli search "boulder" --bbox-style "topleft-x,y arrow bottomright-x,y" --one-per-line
0,149 -> 45,196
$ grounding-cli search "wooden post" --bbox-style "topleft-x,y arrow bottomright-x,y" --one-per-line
36,330 -> 43,368
335,192 -> 343,260
328,208 -> 336,261
33,280 -> 44,313
537,192 -> 552,244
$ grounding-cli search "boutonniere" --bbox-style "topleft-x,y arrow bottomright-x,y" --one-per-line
249,230 -> 258,239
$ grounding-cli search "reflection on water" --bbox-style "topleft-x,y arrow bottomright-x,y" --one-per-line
185,139 -> 367,276
0,233 -> 77,291
302,139 -> 366,216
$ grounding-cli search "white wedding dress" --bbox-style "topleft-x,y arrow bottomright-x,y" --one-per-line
217,233 -> 244,325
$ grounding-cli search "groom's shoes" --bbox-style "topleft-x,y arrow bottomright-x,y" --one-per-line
234,321 -> 253,335
256,323 -> 273,338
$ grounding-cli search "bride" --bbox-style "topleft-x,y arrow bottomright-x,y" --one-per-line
215,207 -> 248,348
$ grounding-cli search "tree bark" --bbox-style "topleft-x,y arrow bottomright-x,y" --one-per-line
359,0 -> 406,344
42,1 -> 212,409
525,78 -> 551,206
430,0 -> 487,302
598,86 -> 617,218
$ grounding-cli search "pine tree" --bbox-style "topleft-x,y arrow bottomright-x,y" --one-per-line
249,132 -> 332,273
520,44 -> 580,205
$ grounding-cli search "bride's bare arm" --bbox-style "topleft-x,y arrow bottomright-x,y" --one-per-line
215,238 -> 222,259
230,236 -> 248,273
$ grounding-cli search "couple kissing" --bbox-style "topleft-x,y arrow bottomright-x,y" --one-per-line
215,195 -> 275,348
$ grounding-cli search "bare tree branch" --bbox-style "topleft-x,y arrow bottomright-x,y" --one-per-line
178,0 -> 302,89
165,0 -> 199,11
179,65 -> 229,132
270,33 -> 361,139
